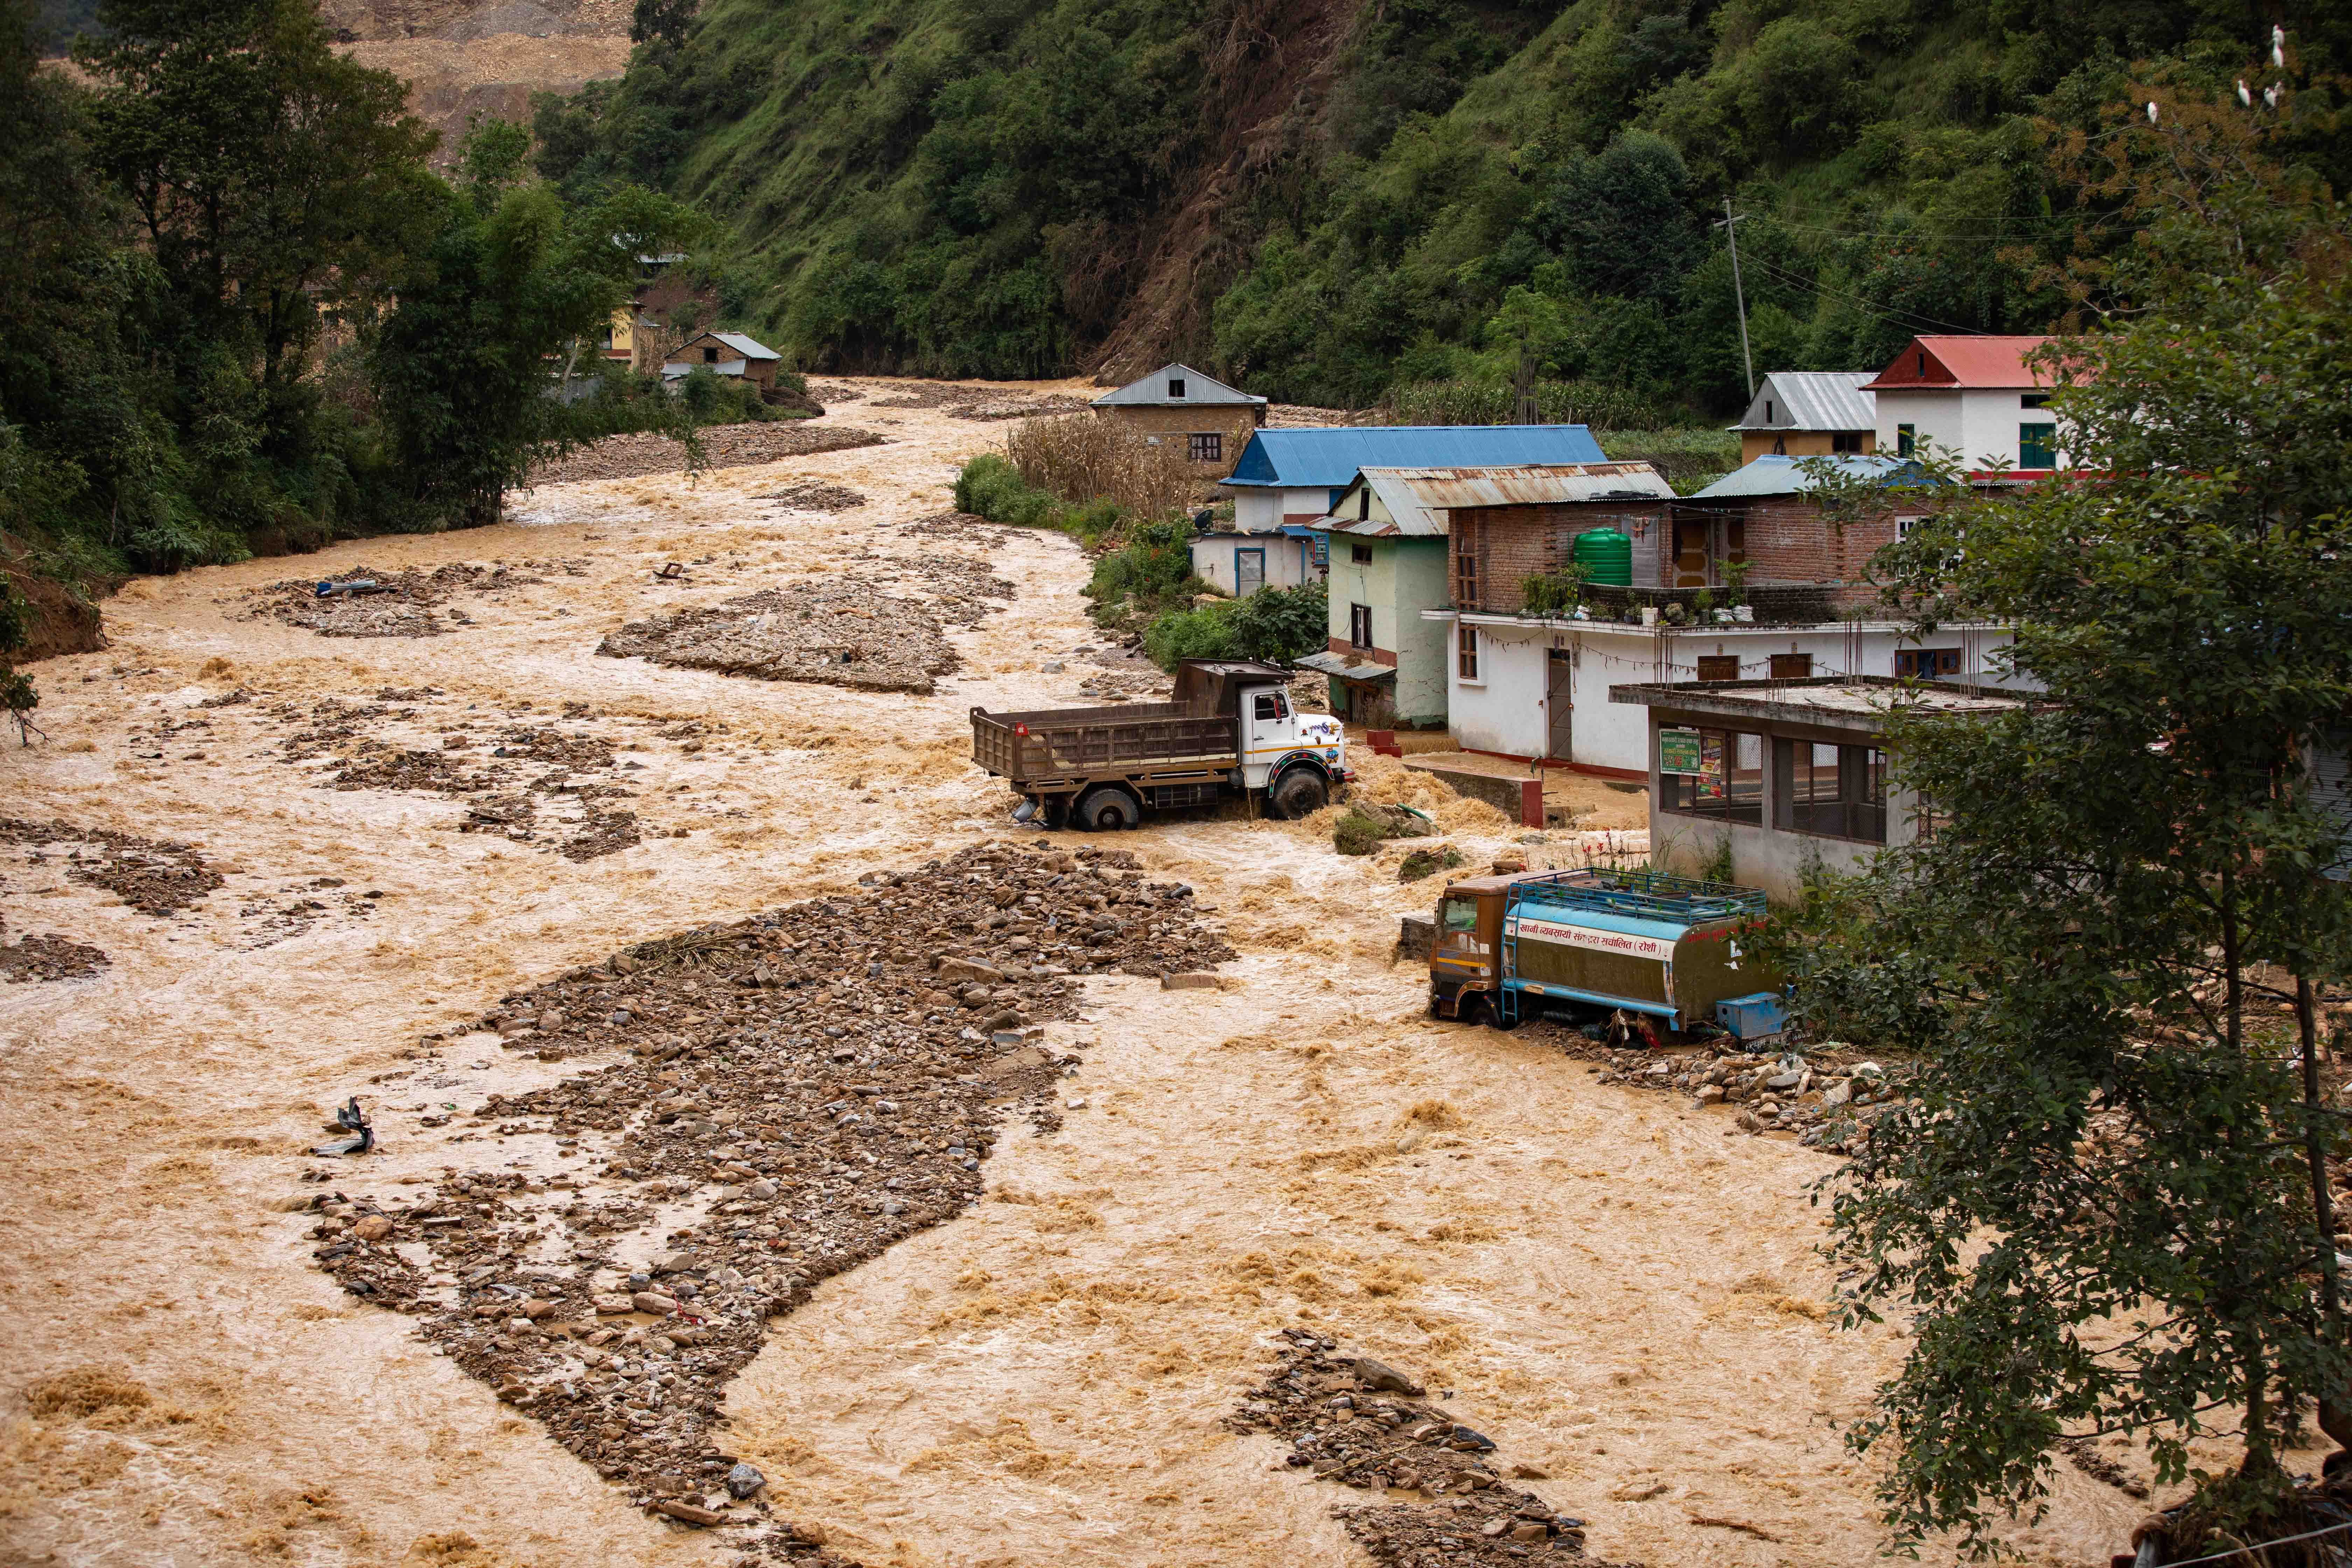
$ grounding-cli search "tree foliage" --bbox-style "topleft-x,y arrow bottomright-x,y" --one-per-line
1772,195 -> 2352,1552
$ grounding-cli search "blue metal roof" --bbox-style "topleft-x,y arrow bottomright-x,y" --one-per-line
1223,425 -> 1608,489
1689,453 -> 1937,500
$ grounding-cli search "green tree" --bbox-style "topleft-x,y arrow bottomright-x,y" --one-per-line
1779,233 -> 2352,1553
371,154 -> 703,528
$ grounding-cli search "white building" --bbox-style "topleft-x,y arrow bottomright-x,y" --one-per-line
1188,524 -> 1322,596
1426,610 -> 2023,777
1865,335 -> 2073,480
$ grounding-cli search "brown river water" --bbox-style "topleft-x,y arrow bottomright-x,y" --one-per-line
0,381 -> 2170,1566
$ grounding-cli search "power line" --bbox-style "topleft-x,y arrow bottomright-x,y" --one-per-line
1744,253 -> 1993,337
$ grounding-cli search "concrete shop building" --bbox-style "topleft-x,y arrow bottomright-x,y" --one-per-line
1220,425 -> 1609,533
1427,454 -> 2021,775
1728,370 -> 1878,463
1089,362 -> 1267,477
1609,677 -> 2031,901
1187,523 -> 1323,597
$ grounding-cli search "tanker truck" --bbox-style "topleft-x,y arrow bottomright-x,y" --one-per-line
1428,865 -> 1786,1041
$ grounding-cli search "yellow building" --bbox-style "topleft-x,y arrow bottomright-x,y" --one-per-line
1728,371 -> 1877,464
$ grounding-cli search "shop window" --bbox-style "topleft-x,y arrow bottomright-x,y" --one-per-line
1769,653 -> 1812,679
1350,603 -> 1373,649
1774,740 -> 1887,842
1188,432 -> 1222,463
1457,626 -> 1479,681
1895,648 -> 1962,679
1658,728 -> 1763,825
1696,655 -> 1740,682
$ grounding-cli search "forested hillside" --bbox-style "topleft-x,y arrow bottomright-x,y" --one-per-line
535,0 -> 2352,411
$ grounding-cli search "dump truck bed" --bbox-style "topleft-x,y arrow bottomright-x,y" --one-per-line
971,702 -> 1239,785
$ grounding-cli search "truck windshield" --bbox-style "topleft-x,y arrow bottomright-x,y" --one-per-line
1437,897 -> 1487,958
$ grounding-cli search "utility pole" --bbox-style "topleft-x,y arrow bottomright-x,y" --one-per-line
1716,197 -> 1755,401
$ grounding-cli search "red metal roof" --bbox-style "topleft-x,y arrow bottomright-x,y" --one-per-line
1863,335 -> 2054,390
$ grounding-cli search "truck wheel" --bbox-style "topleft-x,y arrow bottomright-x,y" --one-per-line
1079,788 -> 1139,832
1268,769 -> 1328,821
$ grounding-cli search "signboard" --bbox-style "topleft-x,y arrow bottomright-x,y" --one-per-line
1659,727 -> 1707,776
1510,916 -> 1677,964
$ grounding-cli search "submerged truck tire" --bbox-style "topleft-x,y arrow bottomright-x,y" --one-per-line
1268,767 -> 1329,821
1078,786 -> 1141,832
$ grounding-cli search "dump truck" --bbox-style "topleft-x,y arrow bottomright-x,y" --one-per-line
971,659 -> 1350,830
1428,866 -> 1786,1040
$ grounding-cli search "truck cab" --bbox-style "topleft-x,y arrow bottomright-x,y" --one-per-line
1235,679 -> 1345,793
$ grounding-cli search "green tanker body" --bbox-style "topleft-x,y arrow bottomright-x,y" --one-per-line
1428,866 -> 1784,1038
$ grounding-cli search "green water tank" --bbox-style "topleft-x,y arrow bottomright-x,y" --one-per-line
1571,527 -> 1633,587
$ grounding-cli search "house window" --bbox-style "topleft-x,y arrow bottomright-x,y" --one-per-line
1765,399 -> 1776,422
703,346 -> 719,363
1350,603 -> 1373,649
2021,393 -> 2049,410
1696,655 -> 1741,682
1357,487 -> 1371,520
1457,626 -> 1479,681
1896,423 -> 1916,458
1773,739 -> 1887,842
2019,422 -> 2058,468
1454,517 -> 1479,610
1168,378 -> 1186,399
1895,648 -> 1962,679
1350,543 -> 1373,565
1769,652 -> 1812,679
1832,431 -> 1864,454
1915,351 -> 1927,377
1188,432 -> 1222,463
1659,728 -> 1764,825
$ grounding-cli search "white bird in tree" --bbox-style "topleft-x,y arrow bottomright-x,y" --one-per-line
2265,83 -> 2281,110
2239,79 -> 2253,106
2273,25 -> 2286,68
2147,100 -> 2160,124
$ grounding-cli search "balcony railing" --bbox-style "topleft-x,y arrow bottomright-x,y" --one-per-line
1491,580 -> 1854,627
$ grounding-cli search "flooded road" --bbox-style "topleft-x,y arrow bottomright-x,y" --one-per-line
0,381 -> 2144,1566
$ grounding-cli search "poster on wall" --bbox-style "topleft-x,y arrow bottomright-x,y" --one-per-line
1660,728 -> 1704,775
1698,732 -> 1727,799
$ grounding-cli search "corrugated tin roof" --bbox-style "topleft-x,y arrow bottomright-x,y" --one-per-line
1091,362 -> 1266,407
1688,454 -> 1935,499
1367,463 -> 1673,508
707,331 -> 779,360
1296,649 -> 1395,682
1730,371 -> 1876,433
1862,335 -> 2054,390
1224,426 -> 1608,488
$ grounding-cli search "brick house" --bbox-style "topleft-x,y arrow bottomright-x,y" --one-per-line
1441,463 -> 1678,612
1672,453 -> 1935,602
1089,362 -> 1267,476
661,331 -> 783,391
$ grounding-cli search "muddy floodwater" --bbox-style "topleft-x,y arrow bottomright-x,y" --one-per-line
2,381 -> 2154,1566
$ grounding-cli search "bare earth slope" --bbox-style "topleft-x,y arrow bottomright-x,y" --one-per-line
0,382 -> 2200,1567
326,0 -> 630,155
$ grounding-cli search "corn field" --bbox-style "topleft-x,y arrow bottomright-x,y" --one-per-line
1004,414 -> 1206,521
1377,377 -> 1670,431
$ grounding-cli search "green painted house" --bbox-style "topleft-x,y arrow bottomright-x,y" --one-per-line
1298,468 -> 1454,729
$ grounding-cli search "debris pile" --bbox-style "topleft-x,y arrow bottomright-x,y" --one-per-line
0,817 -> 222,915
1229,1329 -> 1629,1566
757,482 -> 867,511
307,841 -> 1231,1553
236,878 -> 384,948
241,560 -> 587,638
525,424 -> 884,485
0,921 -> 110,982
596,555 -> 1012,696
858,383 -> 1087,420
1336,804 -> 1433,857
898,511 -> 1011,547
1555,1032 -> 1912,1152
268,696 -> 645,861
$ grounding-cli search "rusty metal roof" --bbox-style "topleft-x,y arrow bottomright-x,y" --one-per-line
1316,463 -> 1673,536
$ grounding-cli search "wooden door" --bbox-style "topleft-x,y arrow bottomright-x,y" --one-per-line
1546,649 -> 1574,761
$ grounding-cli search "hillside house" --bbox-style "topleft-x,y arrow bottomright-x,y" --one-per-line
1090,363 -> 1266,477
1188,523 -> 1322,597
1865,335 -> 2076,480
1221,425 -> 1609,532
1728,371 -> 1876,463
662,331 -> 782,391
1611,677 -> 2031,900
1426,455 -> 2021,775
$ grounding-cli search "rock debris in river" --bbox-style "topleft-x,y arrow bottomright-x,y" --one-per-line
0,922 -> 110,982
304,840 -> 1232,1555
1229,1328 -> 1637,1567
524,422 -> 886,485
755,482 -> 867,511
595,553 -> 1013,696
239,559 -> 588,638
1538,1024 -> 1913,1156
0,817 -> 223,916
